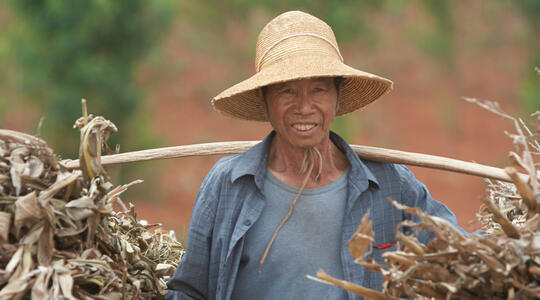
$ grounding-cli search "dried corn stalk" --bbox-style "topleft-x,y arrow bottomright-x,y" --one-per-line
0,104 -> 183,299
313,104 -> 540,299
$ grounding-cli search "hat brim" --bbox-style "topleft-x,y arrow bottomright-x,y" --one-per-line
212,55 -> 393,121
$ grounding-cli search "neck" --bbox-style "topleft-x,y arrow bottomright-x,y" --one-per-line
267,132 -> 349,188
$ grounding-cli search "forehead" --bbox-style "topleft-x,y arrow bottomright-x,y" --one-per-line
267,77 -> 334,89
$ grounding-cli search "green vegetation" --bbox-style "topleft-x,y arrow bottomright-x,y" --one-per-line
5,0 -> 175,157
414,0 -> 455,69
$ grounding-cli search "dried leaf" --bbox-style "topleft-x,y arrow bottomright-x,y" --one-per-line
9,164 -> 22,196
31,266 -> 53,300
4,246 -> 23,276
348,210 -> 373,260
9,147 -> 29,195
25,156 -> 44,178
310,269 -> 396,300
21,223 -> 44,245
481,196 -> 521,239
38,171 -> 81,206
505,166 -> 537,212
55,223 -> 87,237
65,196 -> 96,221
0,113 -> 183,299
53,261 -> 77,300
396,231 -> 424,255
1,246 -> 34,298
0,274 -> 30,299
155,263 -> 175,276
14,191 -> 42,228
0,211 -> 11,241
37,224 -> 54,266
75,116 -> 118,180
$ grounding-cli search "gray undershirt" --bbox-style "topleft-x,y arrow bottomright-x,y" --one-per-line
231,169 -> 349,300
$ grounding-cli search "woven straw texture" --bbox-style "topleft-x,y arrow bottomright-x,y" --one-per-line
212,11 -> 393,121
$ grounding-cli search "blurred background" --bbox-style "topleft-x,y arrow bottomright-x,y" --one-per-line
0,0 -> 539,242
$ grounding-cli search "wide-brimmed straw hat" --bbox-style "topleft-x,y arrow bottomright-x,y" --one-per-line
212,10 -> 393,121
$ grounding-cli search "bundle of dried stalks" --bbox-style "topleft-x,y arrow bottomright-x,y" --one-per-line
0,103 -> 183,299
313,103 -> 540,299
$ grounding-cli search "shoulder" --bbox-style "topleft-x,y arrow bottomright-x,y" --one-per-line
208,155 -> 236,176
360,159 -> 412,182
202,154 -> 241,184
357,159 -> 426,198
332,134 -> 412,185
194,154 -> 243,211
201,147 -> 260,190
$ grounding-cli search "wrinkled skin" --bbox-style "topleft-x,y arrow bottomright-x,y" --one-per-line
264,77 -> 338,150
263,77 -> 349,188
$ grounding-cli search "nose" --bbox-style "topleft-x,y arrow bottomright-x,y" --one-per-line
294,90 -> 315,115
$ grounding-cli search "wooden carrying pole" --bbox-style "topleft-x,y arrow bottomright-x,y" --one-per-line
61,141 -> 530,183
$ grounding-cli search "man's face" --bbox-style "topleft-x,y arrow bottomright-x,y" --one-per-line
264,77 -> 338,149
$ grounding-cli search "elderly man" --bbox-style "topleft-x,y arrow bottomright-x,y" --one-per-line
166,11 -> 461,300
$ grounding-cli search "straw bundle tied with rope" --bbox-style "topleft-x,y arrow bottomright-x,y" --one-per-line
0,101 -> 183,299
309,102 -> 540,299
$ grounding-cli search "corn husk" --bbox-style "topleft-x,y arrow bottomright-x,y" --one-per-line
313,103 -> 540,299
0,104 -> 183,299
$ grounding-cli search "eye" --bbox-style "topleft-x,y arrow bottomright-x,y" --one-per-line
313,86 -> 327,93
281,88 -> 295,94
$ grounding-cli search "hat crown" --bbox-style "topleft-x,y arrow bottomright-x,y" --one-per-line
255,11 -> 342,72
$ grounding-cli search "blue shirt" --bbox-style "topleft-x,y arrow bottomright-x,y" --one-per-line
166,131 -> 462,300
231,169 -> 349,299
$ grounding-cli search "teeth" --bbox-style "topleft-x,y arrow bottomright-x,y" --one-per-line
293,124 -> 315,131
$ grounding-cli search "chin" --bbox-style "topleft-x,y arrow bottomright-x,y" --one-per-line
288,136 -> 323,149
293,143 -> 317,150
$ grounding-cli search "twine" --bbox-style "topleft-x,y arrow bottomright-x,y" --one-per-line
258,147 -> 323,273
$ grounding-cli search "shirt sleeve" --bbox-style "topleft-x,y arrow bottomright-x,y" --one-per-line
396,164 -> 466,244
165,165 -> 221,300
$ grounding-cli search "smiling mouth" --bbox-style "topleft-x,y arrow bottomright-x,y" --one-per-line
292,124 -> 316,131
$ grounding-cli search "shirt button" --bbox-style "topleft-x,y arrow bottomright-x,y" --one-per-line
243,219 -> 252,226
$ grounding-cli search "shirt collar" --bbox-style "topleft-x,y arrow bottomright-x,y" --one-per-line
230,130 -> 379,189
329,131 -> 379,189
230,131 -> 274,189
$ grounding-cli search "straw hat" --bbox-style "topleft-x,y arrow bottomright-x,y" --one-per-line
212,10 -> 393,121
